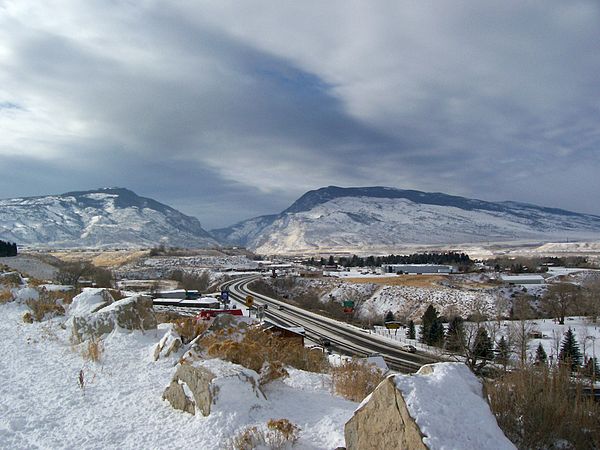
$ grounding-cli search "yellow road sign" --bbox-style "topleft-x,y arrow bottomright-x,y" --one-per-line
245,295 -> 254,307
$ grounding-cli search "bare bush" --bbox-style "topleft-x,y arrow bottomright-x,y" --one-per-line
0,289 -> 14,304
82,338 -> 104,363
172,317 -> 209,344
486,364 -> 600,449
331,358 -> 385,402
229,419 -> 300,450
25,290 -> 66,322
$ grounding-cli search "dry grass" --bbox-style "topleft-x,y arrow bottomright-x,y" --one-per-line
229,419 -> 300,450
172,317 -> 209,344
25,290 -> 66,322
344,275 -> 445,287
486,365 -> 600,449
0,289 -> 14,304
331,358 -> 386,402
82,338 -> 104,362
202,327 -> 329,375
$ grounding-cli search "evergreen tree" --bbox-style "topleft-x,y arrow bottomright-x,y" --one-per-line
384,311 -> 395,323
445,316 -> 465,352
473,328 -> 494,362
420,305 -> 444,347
406,320 -> 416,340
535,343 -> 547,365
495,336 -> 511,370
559,327 -> 583,371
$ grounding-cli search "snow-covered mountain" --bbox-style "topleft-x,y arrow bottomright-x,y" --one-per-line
212,186 -> 600,254
0,188 -> 217,249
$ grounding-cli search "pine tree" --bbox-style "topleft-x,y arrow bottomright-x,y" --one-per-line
384,311 -> 395,323
473,328 -> 494,362
495,336 -> 511,370
420,305 -> 444,347
445,316 -> 465,353
406,320 -> 416,340
559,327 -> 583,371
535,343 -> 547,365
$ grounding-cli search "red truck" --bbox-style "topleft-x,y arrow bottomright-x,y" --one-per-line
195,308 -> 243,320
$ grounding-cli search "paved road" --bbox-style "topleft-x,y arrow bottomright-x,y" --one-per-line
222,275 -> 439,373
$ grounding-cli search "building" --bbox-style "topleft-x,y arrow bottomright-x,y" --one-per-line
381,264 -> 454,275
500,274 -> 545,285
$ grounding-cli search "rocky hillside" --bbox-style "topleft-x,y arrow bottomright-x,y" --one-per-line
212,186 -> 600,254
0,188 -> 217,249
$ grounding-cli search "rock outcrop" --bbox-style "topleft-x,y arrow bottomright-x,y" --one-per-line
345,363 -> 516,450
162,360 -> 266,416
72,294 -> 156,341
345,376 -> 427,450
153,328 -> 183,361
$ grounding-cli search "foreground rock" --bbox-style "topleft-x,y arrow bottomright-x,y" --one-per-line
162,359 -> 266,416
72,294 -> 156,341
344,363 -> 515,450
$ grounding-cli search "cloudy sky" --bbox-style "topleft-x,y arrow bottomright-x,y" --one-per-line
1,1 -> 599,229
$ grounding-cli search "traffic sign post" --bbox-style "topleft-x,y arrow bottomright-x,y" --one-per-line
221,290 -> 229,301
245,295 -> 254,307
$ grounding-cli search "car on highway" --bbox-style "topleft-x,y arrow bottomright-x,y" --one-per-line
400,344 -> 417,353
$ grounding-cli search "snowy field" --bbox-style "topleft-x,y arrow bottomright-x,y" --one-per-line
0,300 -> 356,449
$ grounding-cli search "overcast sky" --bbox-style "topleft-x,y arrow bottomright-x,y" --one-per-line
1,1 -> 599,229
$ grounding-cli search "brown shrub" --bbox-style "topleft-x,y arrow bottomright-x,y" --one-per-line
486,364 -> 600,449
173,317 -> 209,344
0,289 -> 14,304
229,419 -> 300,450
331,358 -> 386,402
259,361 -> 289,385
25,290 -> 66,322
202,326 -> 329,375
82,338 -> 104,363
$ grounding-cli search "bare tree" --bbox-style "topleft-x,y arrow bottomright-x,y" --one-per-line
541,283 -> 581,325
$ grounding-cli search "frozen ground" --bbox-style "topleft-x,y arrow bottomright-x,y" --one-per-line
0,297 -> 356,449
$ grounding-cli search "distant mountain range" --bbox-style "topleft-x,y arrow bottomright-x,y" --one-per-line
212,186 -> 600,254
2,186 -> 600,252
0,188 -> 217,249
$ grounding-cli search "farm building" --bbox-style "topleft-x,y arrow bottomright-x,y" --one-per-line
500,274 -> 545,285
381,264 -> 454,275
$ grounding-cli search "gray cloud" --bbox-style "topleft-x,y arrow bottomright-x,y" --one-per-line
1,1 -> 599,229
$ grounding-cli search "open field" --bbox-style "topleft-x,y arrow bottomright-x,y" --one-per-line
343,275 -> 445,288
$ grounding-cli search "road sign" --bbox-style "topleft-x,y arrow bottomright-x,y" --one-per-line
257,305 -> 265,320
245,295 -> 254,307
343,307 -> 354,314
221,290 -> 229,301
343,300 -> 355,308
385,322 -> 401,330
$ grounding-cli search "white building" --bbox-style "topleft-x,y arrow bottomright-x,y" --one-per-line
381,264 -> 454,275
500,274 -> 545,285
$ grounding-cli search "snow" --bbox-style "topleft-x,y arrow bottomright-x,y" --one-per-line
394,363 -> 516,450
66,288 -> 113,318
0,291 -> 356,449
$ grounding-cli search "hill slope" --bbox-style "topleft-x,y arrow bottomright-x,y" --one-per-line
0,188 -> 217,249
212,186 -> 600,253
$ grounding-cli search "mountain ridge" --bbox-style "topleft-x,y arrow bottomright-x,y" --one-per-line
0,188 -> 217,249
212,186 -> 600,253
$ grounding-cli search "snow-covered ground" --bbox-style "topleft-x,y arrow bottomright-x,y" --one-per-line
0,298 -> 356,449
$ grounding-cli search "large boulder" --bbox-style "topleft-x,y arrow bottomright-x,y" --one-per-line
162,359 -> 266,417
344,363 -> 515,450
72,294 -> 156,341
67,288 -> 114,318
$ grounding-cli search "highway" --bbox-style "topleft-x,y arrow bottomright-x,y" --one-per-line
221,275 -> 439,373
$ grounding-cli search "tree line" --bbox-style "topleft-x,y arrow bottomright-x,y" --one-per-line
305,252 -> 472,268
0,240 -> 18,257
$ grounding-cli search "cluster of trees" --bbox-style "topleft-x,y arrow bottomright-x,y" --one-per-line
0,240 -> 18,257
414,303 -> 600,377
306,252 -> 472,268
169,269 -> 211,293
55,261 -> 113,288
487,256 -> 595,273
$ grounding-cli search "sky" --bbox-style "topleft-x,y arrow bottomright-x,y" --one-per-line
1,1 -> 600,230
